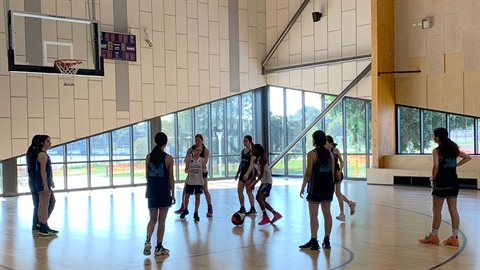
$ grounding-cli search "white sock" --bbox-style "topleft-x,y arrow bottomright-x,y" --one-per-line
452,229 -> 458,238
431,229 -> 439,236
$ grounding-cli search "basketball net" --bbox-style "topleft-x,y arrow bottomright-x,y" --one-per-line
54,59 -> 82,86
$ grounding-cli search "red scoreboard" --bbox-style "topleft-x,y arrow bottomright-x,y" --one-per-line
101,31 -> 137,61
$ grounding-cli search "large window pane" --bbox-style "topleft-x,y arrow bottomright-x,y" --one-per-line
0,163 -> 3,195
52,164 -> 65,190
286,89 -> 303,152
270,155 -> 285,175
49,146 -> 65,163
324,95 -> 343,150
67,139 -> 87,162
367,102 -> 372,155
211,100 -> 225,156
161,114 -> 177,158
178,110 -> 193,158
478,119 -> 480,154
423,111 -> 447,153
227,96 -> 240,155
269,87 -> 284,153
177,159 -> 188,181
305,92 -> 323,153
112,127 -> 132,160
242,92 -> 254,137
90,134 -> 110,161
90,162 -> 110,188
17,165 -> 29,193
211,156 -> 226,178
133,122 -> 150,159
67,163 -> 88,189
398,106 -> 420,154
195,105 -> 210,147
134,160 -> 146,184
345,99 -> 366,154
112,161 -> 131,185
449,115 -> 474,154
346,154 -> 367,178
228,156 -> 240,177
287,154 -> 303,175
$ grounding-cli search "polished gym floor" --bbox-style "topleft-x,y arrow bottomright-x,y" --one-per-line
1,178 -> 479,270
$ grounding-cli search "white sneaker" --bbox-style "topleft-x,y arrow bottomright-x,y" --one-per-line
143,242 -> 151,255
155,245 -> 170,256
336,213 -> 346,221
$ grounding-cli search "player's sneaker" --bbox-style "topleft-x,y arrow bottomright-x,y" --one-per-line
271,212 -> 283,224
180,209 -> 189,219
237,206 -> 247,214
194,212 -> 200,221
349,201 -> 357,215
143,241 -> 151,255
245,208 -> 257,216
47,225 -> 58,235
206,205 -> 213,217
258,215 -> 271,225
418,234 -> 440,244
154,245 -> 170,256
174,205 -> 184,214
299,239 -> 320,250
322,237 -> 331,249
336,213 -> 346,221
443,236 -> 459,246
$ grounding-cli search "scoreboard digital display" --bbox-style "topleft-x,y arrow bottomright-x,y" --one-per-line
100,31 -> 136,61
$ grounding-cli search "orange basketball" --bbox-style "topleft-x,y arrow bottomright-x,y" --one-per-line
231,212 -> 245,226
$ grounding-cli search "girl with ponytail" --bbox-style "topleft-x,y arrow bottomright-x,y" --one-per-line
419,127 -> 471,246
299,130 -> 335,251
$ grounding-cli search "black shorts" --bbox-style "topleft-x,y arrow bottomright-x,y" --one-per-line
203,171 -> 208,178
306,191 -> 334,204
432,187 -> 459,199
239,171 -> 254,183
257,183 -> 272,198
148,197 -> 172,209
36,178 -> 52,193
185,184 -> 204,195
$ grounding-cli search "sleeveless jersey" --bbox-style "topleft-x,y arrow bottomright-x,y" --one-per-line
433,156 -> 458,189
331,148 -> 341,172
307,147 -> 334,196
187,156 -> 204,185
35,151 -> 53,187
240,149 -> 252,173
254,157 -> 272,184
146,151 -> 171,200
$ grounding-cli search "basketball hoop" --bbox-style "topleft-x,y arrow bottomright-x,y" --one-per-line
54,59 -> 82,86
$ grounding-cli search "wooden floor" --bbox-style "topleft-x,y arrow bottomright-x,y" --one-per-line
1,179 -> 479,270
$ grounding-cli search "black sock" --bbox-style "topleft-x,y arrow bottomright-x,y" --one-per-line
157,241 -> 162,247
146,234 -> 151,243
263,210 -> 267,216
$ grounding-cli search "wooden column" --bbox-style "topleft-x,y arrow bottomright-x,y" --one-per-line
371,0 -> 395,168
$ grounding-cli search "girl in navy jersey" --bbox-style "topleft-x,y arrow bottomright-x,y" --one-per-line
419,127 -> 470,246
249,143 -> 283,225
325,135 -> 356,222
35,135 -> 58,236
180,145 -> 206,221
144,132 -> 176,256
234,135 -> 256,215
299,130 -> 335,251
175,134 -> 213,217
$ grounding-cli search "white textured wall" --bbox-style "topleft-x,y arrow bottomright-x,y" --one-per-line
265,0 -> 372,98
0,0 -> 267,159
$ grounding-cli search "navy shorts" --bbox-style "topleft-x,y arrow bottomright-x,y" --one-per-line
257,183 -> 272,198
333,172 -> 344,184
239,171 -> 254,183
185,184 -> 204,195
306,192 -> 334,204
432,187 -> 459,199
148,197 -> 172,209
36,178 -> 52,193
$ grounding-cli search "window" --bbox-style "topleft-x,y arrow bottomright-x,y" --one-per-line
324,95 -> 343,150
449,114 -> 474,154
90,134 -> 110,161
423,111 -> 446,153
227,96 -> 240,156
67,139 -> 87,162
112,127 -> 132,160
195,105 -> 210,147
0,163 -> 3,195
178,110 -> 193,180
398,107 -> 420,154
211,100 -> 226,178
133,122 -> 150,184
241,92 -> 254,136
345,99 -> 366,154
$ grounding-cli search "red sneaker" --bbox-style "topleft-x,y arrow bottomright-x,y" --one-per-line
206,205 -> 213,217
258,215 -> 271,225
174,205 -> 184,214
443,236 -> 459,246
271,212 -> 283,224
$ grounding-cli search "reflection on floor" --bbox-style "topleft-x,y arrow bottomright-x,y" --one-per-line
1,178 -> 479,269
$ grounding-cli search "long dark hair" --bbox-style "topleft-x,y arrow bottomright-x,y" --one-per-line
326,135 -> 337,148
434,127 -> 459,158
244,135 -> 253,145
252,143 -> 265,164
312,130 -> 329,166
150,132 -> 168,165
26,135 -> 42,173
